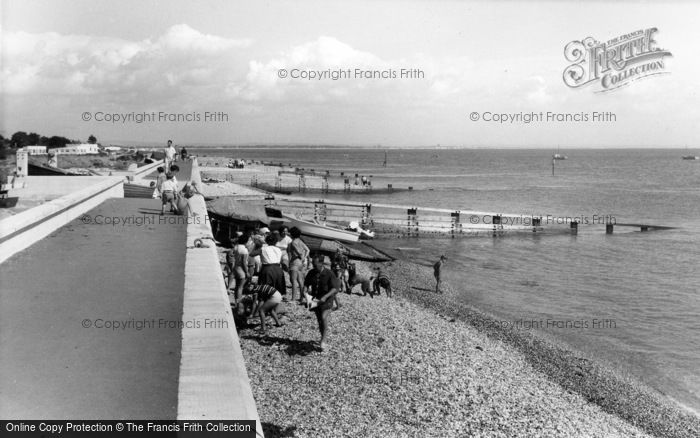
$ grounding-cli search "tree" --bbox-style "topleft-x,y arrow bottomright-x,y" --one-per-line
47,136 -> 72,148
87,135 -> 97,144
10,131 -> 29,148
27,132 -> 41,145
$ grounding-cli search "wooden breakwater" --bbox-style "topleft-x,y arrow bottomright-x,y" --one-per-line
233,196 -> 575,238
200,165 -> 410,195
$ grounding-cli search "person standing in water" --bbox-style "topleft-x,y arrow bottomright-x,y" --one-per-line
433,255 -> 447,293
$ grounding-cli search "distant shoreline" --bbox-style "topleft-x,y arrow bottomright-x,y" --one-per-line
106,144 -> 700,151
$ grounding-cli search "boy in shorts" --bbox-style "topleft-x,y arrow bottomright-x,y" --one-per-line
160,173 -> 178,215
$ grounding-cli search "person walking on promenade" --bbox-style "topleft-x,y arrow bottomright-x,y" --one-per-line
169,164 -> 180,186
304,254 -> 340,351
164,140 -> 176,171
246,282 -> 283,335
153,166 -> 166,199
160,173 -> 179,215
434,255 -> 447,293
287,227 -> 310,303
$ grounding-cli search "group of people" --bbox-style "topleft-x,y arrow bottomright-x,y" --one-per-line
226,227 -> 372,351
154,163 -> 198,215
224,225 -> 448,351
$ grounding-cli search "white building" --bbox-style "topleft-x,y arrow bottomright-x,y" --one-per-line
48,143 -> 99,155
23,145 -> 47,155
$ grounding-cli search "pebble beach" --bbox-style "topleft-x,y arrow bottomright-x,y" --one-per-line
203,160 -> 700,438
234,258 -> 699,438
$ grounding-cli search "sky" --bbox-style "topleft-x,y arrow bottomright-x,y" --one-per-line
1,0 -> 698,147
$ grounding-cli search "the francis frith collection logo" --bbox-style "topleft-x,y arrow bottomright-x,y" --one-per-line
563,28 -> 672,92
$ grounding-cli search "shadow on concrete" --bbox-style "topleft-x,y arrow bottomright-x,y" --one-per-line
137,208 -> 164,215
262,423 -> 297,438
241,335 -> 320,357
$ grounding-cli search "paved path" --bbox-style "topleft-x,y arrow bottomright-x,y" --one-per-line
0,198 -> 187,419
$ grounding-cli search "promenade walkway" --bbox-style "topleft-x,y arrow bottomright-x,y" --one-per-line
0,197 -> 187,418
0,162 -> 194,419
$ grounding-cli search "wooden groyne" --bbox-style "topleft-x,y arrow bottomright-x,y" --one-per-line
198,162 -> 670,239
239,196 -> 574,238
201,165 -> 411,195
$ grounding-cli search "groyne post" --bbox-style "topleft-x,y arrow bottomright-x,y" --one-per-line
451,211 -> 461,238
407,208 -> 419,237
532,216 -> 542,232
361,204 -> 373,228
492,215 -> 503,237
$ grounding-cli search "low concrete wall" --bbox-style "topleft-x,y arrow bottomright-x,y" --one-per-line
177,159 -> 264,436
133,159 -> 165,178
0,177 -> 124,265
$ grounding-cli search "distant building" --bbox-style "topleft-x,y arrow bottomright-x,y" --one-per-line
48,143 -> 99,155
23,145 -> 47,155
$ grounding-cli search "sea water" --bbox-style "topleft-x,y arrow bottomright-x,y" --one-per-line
196,147 -> 700,414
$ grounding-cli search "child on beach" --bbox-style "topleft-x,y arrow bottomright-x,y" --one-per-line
246,282 -> 283,335
275,226 -> 292,271
331,248 -> 349,309
287,227 -> 310,303
160,173 -> 178,215
229,233 -> 251,318
304,254 -> 340,351
373,268 -> 392,298
434,255 -> 447,293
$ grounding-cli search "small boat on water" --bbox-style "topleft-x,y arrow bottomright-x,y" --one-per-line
681,155 -> 699,160
552,146 -> 567,160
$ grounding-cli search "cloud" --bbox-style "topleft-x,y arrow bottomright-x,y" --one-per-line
1,24 -> 251,100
